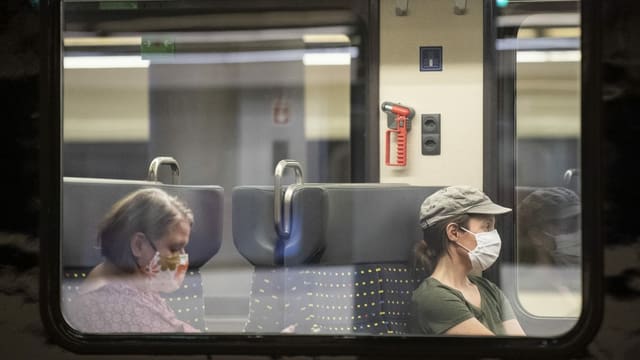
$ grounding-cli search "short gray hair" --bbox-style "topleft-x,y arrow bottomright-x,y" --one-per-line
98,188 -> 193,273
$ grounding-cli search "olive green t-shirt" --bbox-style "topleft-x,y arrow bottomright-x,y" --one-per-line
410,275 -> 516,335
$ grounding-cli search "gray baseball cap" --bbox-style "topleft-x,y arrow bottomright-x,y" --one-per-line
518,187 -> 580,225
419,185 -> 511,229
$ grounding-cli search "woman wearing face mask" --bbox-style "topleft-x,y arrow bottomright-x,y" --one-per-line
410,185 -> 526,336
68,188 -> 198,333
517,187 -> 581,266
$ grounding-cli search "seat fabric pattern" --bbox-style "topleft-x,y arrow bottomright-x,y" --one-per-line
244,264 -> 419,334
243,267 -> 286,333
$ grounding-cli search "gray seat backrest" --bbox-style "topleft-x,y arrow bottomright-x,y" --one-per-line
61,177 -> 224,331
233,184 -> 441,334
233,184 -> 440,266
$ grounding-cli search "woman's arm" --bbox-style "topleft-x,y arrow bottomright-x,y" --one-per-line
445,318 -> 495,336
502,318 -> 526,336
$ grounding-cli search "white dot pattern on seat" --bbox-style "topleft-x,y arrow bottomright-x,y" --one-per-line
244,264 -> 421,335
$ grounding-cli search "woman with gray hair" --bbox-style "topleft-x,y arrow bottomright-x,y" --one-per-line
410,185 -> 525,336
68,188 -> 198,333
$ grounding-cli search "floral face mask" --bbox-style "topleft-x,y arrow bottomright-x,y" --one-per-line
141,235 -> 189,293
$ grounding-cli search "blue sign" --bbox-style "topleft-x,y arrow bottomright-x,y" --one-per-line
420,46 -> 443,72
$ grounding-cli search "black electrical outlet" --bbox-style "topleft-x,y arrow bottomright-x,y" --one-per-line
422,114 -> 440,134
421,114 -> 441,155
422,134 -> 441,155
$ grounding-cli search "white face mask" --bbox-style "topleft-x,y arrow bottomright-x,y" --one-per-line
142,251 -> 189,293
457,227 -> 502,272
549,231 -> 582,265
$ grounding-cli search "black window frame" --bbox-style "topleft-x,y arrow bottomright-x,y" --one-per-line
40,0 -> 603,357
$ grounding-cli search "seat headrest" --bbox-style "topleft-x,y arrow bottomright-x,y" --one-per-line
232,184 -> 442,266
62,177 -> 224,268
232,186 -> 326,267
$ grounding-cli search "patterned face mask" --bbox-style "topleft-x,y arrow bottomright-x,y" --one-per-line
143,251 -> 189,293
141,235 -> 189,293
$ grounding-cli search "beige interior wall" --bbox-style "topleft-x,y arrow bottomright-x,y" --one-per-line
63,68 -> 149,142
379,0 -> 484,188
304,65 -> 351,140
516,62 -> 580,138
64,63 -> 351,143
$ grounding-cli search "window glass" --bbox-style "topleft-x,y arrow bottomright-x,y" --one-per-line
57,0 -> 586,342
513,15 -> 582,319
61,0 -> 361,335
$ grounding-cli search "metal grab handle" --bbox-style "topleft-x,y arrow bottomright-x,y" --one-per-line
563,168 -> 579,186
274,159 -> 304,237
148,156 -> 181,184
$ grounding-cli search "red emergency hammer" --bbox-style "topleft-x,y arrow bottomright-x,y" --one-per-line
381,102 -> 415,167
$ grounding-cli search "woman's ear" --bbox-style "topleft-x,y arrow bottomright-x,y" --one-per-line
130,232 -> 146,258
445,223 -> 461,242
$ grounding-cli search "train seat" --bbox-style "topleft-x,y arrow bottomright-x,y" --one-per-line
61,177 -> 224,331
233,184 -> 441,334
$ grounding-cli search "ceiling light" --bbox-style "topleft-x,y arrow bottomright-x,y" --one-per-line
302,34 -> 350,44
63,36 -> 142,47
517,50 -> 581,63
63,56 -> 150,69
302,53 -> 351,66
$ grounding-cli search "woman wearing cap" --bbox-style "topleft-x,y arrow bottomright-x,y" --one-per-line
410,185 -> 526,336
517,187 -> 581,266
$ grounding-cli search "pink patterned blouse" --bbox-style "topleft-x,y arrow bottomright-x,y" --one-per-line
67,280 -> 199,333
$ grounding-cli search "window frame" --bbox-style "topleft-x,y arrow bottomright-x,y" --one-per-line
40,0 -> 603,357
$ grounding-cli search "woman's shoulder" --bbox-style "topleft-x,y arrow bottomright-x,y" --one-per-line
469,275 -> 499,289
412,277 -> 464,304
469,275 -> 504,299
74,280 -> 139,308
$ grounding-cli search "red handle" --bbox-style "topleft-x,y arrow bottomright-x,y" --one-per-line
385,117 -> 408,166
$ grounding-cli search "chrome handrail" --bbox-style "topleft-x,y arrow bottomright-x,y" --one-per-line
563,168 -> 579,186
274,159 -> 304,237
147,156 -> 181,184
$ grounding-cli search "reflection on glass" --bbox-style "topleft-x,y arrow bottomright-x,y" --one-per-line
518,187 -> 581,267
516,187 -> 582,318
515,18 -> 582,319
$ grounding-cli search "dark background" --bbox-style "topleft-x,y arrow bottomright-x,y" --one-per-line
1,0 -> 639,358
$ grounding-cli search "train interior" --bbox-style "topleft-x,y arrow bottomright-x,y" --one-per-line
59,0 -> 581,337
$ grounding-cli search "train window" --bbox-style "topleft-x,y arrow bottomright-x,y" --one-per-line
491,0 -> 585,338
61,4 -> 362,183
57,0 -> 369,337
514,19 -> 581,319
41,0 -> 600,356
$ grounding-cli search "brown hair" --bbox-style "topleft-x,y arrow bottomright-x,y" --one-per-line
97,188 -> 194,273
412,214 -> 470,278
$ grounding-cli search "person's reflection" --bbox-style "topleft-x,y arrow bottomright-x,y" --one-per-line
517,187 -> 581,266
67,188 -> 199,333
